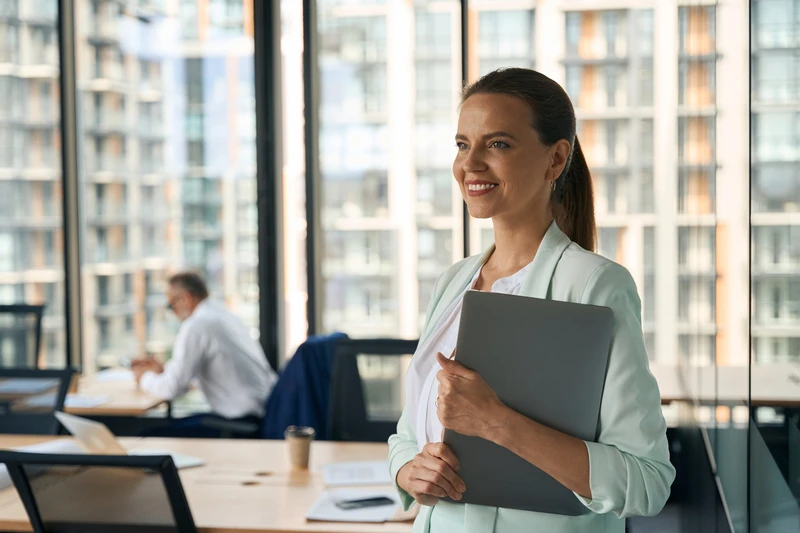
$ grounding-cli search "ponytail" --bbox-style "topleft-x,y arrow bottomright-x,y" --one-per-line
551,136 -> 596,252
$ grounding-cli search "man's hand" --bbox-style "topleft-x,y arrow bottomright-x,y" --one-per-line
131,359 -> 164,384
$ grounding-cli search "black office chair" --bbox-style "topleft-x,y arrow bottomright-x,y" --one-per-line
0,451 -> 197,533
0,368 -> 74,435
0,304 -> 45,368
328,338 -> 418,442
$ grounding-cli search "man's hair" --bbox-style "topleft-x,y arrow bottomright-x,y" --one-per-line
168,271 -> 209,300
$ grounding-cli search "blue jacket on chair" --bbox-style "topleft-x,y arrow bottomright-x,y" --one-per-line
261,332 -> 347,440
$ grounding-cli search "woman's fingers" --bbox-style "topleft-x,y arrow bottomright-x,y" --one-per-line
414,457 -> 465,499
425,442 -> 461,473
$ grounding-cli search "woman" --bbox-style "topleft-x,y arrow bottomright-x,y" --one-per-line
388,68 -> 675,532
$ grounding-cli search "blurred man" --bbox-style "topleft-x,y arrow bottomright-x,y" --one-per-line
132,271 -> 277,433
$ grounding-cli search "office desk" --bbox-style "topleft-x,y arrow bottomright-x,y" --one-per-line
66,372 -> 166,416
0,436 -> 413,533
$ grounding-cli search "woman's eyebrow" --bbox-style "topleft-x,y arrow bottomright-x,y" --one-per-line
455,131 -> 519,142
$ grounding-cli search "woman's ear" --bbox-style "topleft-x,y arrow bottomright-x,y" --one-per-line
548,140 -> 571,181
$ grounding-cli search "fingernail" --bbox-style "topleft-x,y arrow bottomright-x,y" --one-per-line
453,493 -> 461,500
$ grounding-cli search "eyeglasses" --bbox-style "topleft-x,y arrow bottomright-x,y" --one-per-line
165,294 -> 182,312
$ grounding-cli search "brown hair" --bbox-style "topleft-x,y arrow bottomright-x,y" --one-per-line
461,68 -> 596,251
168,270 -> 209,300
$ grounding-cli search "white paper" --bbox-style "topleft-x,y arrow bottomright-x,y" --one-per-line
321,460 -> 392,487
92,369 -> 134,383
127,448 -> 205,469
305,489 -> 400,523
65,394 -> 110,409
0,379 -> 58,395
20,394 -> 109,409
0,440 -> 87,492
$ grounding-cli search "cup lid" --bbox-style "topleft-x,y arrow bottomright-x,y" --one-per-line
284,425 -> 316,439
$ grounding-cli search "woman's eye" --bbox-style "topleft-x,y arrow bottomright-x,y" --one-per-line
490,141 -> 510,149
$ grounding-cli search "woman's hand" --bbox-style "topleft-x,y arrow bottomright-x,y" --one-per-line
436,351 -> 507,439
396,443 -> 466,506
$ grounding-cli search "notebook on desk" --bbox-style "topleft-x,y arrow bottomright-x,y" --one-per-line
442,290 -> 614,516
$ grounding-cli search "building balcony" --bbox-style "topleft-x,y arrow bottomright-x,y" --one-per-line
321,259 -> 395,278
0,3 -> 19,20
753,25 -> 800,50
19,1 -> 57,25
0,50 -> 20,64
138,121 -> 164,139
753,81 -> 800,106
23,149 -> 59,169
753,144 -> 800,164
22,47 -> 59,68
0,214 -> 60,229
90,246 -> 130,264
86,203 -> 131,225
95,334 -> 138,363
94,300 -> 137,318
87,62 -> 126,86
182,191 -> 222,205
87,20 -> 122,48
83,113 -> 127,136
751,263 -> 800,277
751,324 -> 800,337
145,293 -> 167,309
24,108 -> 58,128
563,45 -> 628,65
184,222 -> 224,239
751,317 -> 800,331
677,265 -> 718,278
83,154 -> 128,176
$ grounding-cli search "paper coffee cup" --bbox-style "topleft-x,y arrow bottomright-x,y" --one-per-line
284,425 -> 315,469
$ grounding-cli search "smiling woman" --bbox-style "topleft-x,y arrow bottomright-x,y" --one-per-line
388,68 -> 674,533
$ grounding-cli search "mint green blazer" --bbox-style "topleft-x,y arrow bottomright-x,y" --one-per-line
388,221 -> 675,533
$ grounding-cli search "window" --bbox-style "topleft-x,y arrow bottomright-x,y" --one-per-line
565,12 -> 581,56
75,2 -> 258,370
477,10 -> 535,75
316,0 -> 462,339
0,0 -> 65,367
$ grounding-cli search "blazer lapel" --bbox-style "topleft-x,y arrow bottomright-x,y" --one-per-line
422,221 -> 571,341
421,247 -> 493,341
518,220 -> 573,299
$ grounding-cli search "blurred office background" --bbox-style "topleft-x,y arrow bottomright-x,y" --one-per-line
0,0 -> 797,531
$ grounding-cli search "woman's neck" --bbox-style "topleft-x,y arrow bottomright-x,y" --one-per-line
486,210 -> 553,275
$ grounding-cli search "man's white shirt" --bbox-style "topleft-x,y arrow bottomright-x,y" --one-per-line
140,299 -> 278,419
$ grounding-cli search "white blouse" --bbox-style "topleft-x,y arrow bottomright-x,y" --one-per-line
408,260 -> 535,450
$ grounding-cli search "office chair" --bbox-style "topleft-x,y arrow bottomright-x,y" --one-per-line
328,338 -> 418,442
0,450 -> 197,533
0,304 -> 45,368
0,368 -> 74,435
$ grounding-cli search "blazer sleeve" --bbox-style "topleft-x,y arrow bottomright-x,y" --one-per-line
387,272 -> 444,511
574,262 -> 676,518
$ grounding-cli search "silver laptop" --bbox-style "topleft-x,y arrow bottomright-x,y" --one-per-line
442,290 -> 614,516
54,412 -> 205,470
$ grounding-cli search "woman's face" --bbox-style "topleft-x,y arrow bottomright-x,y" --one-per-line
453,93 -> 568,222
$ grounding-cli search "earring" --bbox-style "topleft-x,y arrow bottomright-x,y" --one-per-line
550,180 -> 557,192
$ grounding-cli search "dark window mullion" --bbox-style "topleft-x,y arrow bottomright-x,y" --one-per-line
254,0 -> 281,371
57,0 -> 83,371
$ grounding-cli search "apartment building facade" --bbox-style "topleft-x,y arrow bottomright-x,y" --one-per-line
313,0 -> 759,376
0,0 -> 258,370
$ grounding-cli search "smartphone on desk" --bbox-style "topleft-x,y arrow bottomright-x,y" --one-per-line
334,496 -> 395,510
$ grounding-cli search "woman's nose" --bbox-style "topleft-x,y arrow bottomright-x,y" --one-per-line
462,147 -> 487,173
